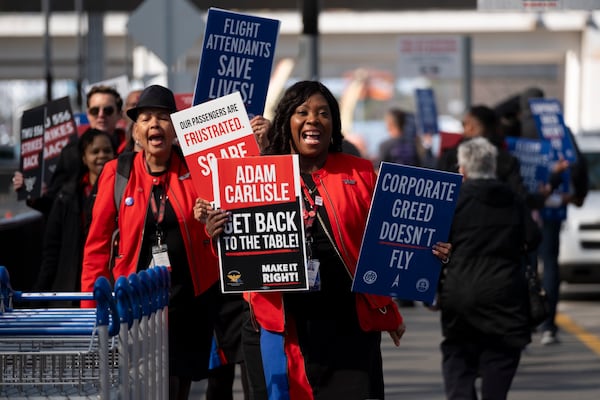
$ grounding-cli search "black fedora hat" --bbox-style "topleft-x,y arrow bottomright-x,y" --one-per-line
126,84 -> 177,121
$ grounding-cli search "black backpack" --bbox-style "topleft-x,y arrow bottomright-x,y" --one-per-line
109,151 -> 135,271
114,151 -> 136,210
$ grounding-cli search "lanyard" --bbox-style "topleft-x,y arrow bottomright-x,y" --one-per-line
301,180 -> 318,230
150,185 -> 167,225
301,178 -> 323,259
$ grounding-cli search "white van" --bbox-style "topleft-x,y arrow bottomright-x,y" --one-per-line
558,134 -> 600,283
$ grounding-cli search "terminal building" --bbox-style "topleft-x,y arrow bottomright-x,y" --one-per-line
0,1 -> 599,141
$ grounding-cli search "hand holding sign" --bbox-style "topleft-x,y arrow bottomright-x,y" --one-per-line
205,206 -> 231,239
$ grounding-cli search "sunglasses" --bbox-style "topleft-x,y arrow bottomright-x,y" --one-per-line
88,106 -> 116,117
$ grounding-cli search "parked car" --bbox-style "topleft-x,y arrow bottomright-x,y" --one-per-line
558,134 -> 600,283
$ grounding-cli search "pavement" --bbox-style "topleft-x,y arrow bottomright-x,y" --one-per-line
190,297 -> 600,399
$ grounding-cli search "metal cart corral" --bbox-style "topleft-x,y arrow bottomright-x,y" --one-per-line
0,265 -> 170,399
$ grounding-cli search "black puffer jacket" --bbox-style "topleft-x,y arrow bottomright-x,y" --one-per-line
439,178 -> 541,348
34,178 -> 97,301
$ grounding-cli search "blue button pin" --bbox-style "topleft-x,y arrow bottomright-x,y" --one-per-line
125,197 -> 134,206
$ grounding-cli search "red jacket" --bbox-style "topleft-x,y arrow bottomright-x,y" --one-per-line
81,150 -> 218,307
246,152 -> 402,332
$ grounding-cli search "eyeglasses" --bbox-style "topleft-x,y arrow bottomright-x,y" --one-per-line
88,106 -> 116,117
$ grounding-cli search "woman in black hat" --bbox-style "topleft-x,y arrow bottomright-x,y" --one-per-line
81,85 -> 219,400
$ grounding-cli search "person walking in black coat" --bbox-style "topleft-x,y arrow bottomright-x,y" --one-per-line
438,137 -> 541,400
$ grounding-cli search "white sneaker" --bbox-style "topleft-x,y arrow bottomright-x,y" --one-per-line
540,330 -> 559,345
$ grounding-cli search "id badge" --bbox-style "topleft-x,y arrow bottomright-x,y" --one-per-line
150,244 -> 171,270
307,259 -> 321,291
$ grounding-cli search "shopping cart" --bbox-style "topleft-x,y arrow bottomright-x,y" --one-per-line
116,268 -> 170,400
0,265 -> 170,399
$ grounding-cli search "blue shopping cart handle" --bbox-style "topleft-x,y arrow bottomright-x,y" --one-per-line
0,266 -> 13,313
146,268 -> 160,313
115,276 -> 136,328
0,326 -> 97,336
137,270 -> 154,316
94,276 -> 120,337
128,272 -> 149,318
0,266 -> 11,289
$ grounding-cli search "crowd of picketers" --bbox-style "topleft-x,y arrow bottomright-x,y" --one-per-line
9,82 -> 587,400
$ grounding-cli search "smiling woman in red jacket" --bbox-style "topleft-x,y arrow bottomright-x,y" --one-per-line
202,81 -> 452,400
81,85 -> 219,400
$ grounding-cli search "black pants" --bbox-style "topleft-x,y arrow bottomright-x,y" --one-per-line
441,338 -> 521,400
206,362 -> 249,400
206,294 -> 249,400
241,301 -> 384,400
241,303 -> 269,400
